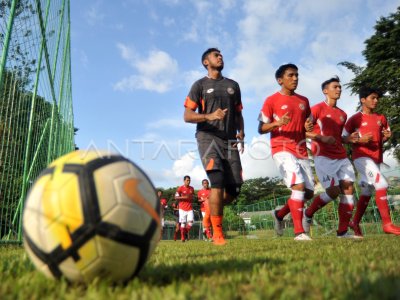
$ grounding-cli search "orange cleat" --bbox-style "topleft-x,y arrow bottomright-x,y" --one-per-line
349,221 -> 363,237
212,236 -> 227,246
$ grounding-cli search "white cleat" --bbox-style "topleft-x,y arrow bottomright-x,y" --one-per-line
272,210 -> 284,236
294,233 -> 312,241
337,232 -> 363,239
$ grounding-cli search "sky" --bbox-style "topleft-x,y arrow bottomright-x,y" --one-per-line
70,0 -> 400,189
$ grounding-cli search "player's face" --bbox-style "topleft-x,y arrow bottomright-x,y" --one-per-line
157,191 -> 162,197
204,51 -> 224,71
278,68 -> 298,91
324,81 -> 341,100
184,178 -> 191,186
362,93 -> 379,110
202,181 -> 209,189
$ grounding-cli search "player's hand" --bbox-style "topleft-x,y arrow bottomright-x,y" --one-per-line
320,135 -> 336,145
304,117 -> 313,132
278,112 -> 290,127
382,129 -> 391,140
359,132 -> 373,144
234,131 -> 245,154
207,108 -> 228,121
348,132 -> 360,143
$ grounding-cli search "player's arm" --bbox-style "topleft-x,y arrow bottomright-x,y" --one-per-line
184,107 -> 228,123
258,112 -> 290,134
306,132 -> 336,144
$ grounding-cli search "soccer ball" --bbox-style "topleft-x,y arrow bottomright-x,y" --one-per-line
23,150 -> 161,283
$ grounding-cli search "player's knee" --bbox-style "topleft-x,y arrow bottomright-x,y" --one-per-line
360,183 -> 373,196
225,184 -> 242,198
207,170 -> 224,188
326,186 -> 341,199
304,189 -> 314,200
374,178 -> 388,191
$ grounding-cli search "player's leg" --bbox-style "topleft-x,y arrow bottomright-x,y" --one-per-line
179,209 -> 188,242
337,180 -> 356,237
186,210 -> 194,240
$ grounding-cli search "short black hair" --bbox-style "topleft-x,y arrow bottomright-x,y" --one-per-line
359,86 -> 383,99
184,175 -> 191,181
321,76 -> 340,90
201,48 -> 220,69
202,179 -> 209,184
275,63 -> 298,79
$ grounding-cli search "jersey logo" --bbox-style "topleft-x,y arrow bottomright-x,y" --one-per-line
299,103 -> 305,110
362,122 -> 368,126
377,120 -> 382,126
227,87 -> 235,95
281,105 -> 288,110
326,114 -> 331,118
340,116 -> 345,123
368,171 -> 374,178
206,88 -> 214,93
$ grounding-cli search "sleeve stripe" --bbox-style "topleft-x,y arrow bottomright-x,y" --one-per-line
236,103 -> 243,112
184,96 -> 198,110
258,111 -> 270,123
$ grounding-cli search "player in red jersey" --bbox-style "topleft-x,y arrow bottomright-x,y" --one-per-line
184,48 -> 244,246
258,64 -> 314,241
343,86 -> 400,236
302,76 -> 359,238
175,175 -> 195,242
198,179 -> 212,240
157,190 -> 168,239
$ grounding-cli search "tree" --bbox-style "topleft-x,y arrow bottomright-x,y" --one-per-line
339,6 -> 400,161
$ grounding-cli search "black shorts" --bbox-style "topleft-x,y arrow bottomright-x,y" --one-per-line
196,131 -> 243,186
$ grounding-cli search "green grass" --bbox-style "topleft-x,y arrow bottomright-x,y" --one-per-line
1,235 -> 400,299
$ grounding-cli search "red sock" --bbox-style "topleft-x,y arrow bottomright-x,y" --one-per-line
211,215 -> 224,238
352,195 -> 371,224
338,203 -> 354,234
276,202 -> 290,220
173,231 -> 178,241
375,189 -> 392,226
288,199 -> 304,235
180,227 -> 186,240
305,195 -> 328,217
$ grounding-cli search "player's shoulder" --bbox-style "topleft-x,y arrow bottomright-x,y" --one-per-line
347,111 -> 362,121
294,93 -> 309,102
311,101 -> 325,110
223,76 -> 239,85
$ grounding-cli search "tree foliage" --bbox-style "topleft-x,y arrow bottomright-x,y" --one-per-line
339,6 -> 400,161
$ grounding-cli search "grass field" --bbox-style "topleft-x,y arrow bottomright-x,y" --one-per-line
1,235 -> 400,300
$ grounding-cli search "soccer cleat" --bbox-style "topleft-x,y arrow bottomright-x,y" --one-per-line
302,211 -> 312,234
212,236 -> 227,246
294,233 -> 312,241
349,221 -> 363,237
272,210 -> 284,236
337,231 -> 363,239
383,224 -> 400,235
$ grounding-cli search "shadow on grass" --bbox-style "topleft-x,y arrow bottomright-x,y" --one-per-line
139,256 -> 283,286
345,275 -> 400,299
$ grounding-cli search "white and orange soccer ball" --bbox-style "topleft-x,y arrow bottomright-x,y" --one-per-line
22,150 -> 161,283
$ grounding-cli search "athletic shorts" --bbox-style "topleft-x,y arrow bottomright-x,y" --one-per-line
273,152 -> 314,190
196,131 -> 243,186
179,209 -> 194,224
314,156 -> 355,189
353,157 -> 388,188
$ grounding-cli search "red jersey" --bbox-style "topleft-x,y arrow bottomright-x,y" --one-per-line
259,92 -> 311,159
175,185 -> 194,211
344,112 -> 389,164
197,188 -> 210,212
310,102 -> 347,159
160,198 -> 168,216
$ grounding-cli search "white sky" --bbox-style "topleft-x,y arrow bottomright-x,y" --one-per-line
71,0 -> 400,189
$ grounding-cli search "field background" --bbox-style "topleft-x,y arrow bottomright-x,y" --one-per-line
1,234 -> 400,300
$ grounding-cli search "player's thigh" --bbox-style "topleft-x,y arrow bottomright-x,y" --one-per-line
299,158 -> 314,191
223,148 -> 243,186
197,133 -> 224,172
314,156 -> 341,189
354,157 -> 388,189
273,152 -> 306,188
337,158 -> 356,183
187,210 -> 194,223
179,209 -> 188,223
